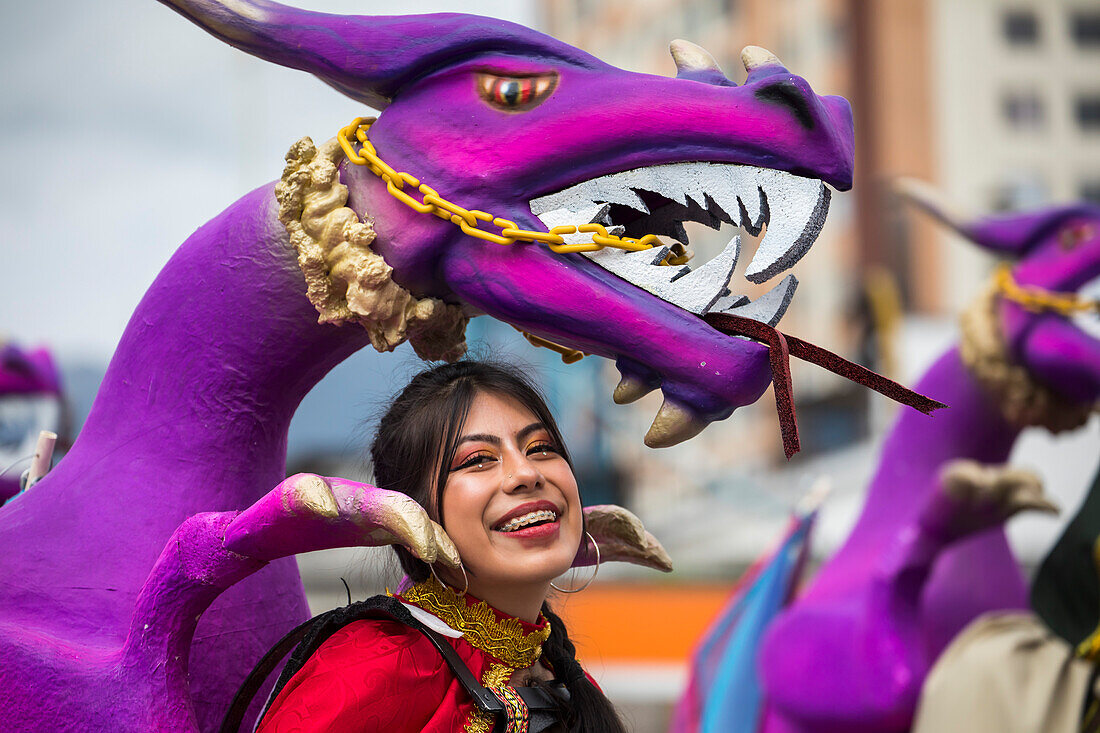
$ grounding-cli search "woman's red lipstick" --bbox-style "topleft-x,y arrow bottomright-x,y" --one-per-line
492,500 -> 561,539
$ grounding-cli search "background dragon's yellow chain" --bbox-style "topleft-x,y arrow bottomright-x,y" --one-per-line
338,117 -> 688,262
994,264 -> 1100,316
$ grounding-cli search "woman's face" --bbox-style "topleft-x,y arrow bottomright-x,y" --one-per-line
438,391 -> 583,592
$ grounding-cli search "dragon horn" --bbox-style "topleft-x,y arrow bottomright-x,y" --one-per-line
894,177 -> 973,238
156,1 -> 530,109
894,177 -> 1093,256
575,504 -> 673,572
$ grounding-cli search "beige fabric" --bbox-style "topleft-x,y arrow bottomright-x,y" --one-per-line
913,612 -> 1096,733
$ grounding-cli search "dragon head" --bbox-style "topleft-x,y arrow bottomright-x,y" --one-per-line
162,1 -> 854,448
901,180 -> 1100,426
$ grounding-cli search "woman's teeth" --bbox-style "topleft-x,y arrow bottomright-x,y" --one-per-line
497,509 -> 557,532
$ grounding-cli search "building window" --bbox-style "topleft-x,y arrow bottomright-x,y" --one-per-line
990,176 -> 1048,212
1076,94 -> 1100,131
1003,10 -> 1039,44
1003,91 -> 1045,130
1080,180 -> 1100,205
1070,11 -> 1100,48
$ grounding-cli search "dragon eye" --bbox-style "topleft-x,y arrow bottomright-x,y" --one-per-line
477,73 -> 558,112
1059,222 -> 1095,251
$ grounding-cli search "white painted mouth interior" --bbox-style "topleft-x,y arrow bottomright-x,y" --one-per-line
529,162 -> 831,326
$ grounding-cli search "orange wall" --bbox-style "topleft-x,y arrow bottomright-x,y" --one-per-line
554,582 -> 734,664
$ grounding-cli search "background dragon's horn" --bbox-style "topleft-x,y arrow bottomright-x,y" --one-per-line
894,177 -> 973,238
896,177 -> 1099,256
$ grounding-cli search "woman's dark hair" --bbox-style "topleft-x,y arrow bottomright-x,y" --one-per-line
370,360 -> 626,733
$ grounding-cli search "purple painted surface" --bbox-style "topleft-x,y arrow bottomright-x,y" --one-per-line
0,344 -> 62,396
0,3 -> 857,730
758,203 -> 1100,732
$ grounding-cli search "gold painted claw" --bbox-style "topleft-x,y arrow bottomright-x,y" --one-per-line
575,504 -> 673,572
342,482 -> 462,569
940,461 -> 1059,520
223,473 -> 461,568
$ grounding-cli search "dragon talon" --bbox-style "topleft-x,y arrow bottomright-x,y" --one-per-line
578,505 -> 673,572
284,473 -> 339,518
613,375 -> 654,404
432,522 -> 462,569
644,399 -> 707,448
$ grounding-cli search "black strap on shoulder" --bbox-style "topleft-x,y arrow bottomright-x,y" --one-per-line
221,595 -> 567,733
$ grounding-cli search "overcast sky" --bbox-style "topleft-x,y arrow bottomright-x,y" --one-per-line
1,0 -> 535,360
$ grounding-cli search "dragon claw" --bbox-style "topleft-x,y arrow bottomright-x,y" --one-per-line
431,522 -> 462,569
577,504 -> 673,572
225,475 -> 463,565
929,460 -> 1060,540
283,473 -> 340,518
644,398 -> 706,448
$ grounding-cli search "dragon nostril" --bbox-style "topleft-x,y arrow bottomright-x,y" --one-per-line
754,81 -> 816,131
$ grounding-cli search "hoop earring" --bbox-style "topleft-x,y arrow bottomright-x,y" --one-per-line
430,561 -> 469,597
551,532 -> 599,594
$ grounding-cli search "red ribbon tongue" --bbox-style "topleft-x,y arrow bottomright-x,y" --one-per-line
704,312 -> 948,459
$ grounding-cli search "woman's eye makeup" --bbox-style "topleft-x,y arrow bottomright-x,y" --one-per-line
452,450 -> 496,471
526,440 -> 560,456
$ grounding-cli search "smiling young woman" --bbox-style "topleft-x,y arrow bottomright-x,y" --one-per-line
255,361 -> 628,733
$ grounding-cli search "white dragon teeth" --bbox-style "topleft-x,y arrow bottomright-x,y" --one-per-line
497,509 -> 557,532
660,235 -> 741,314
714,274 -> 799,326
585,246 -> 690,292
743,172 -> 830,284
530,161 -> 830,326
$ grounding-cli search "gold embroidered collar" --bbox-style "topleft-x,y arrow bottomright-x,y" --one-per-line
400,577 -> 551,669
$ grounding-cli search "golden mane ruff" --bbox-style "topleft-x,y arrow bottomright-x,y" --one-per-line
276,136 -> 467,362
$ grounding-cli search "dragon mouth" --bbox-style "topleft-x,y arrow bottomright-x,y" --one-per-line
530,161 -> 830,327
526,162 -> 943,455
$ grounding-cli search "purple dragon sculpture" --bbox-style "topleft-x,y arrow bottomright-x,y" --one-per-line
0,3 -> 864,731
758,187 -> 1100,733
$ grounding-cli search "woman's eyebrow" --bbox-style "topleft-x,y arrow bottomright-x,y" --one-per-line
516,422 -> 547,441
455,433 -> 501,447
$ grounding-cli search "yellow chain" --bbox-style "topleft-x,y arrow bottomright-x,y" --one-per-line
514,327 -> 587,364
994,264 -> 1100,316
337,117 -> 678,257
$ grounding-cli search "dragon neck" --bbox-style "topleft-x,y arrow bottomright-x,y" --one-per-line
63,135 -> 467,508
70,183 -> 371,495
859,271 -> 1095,526
0,183 -> 370,638
857,347 -> 1023,534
